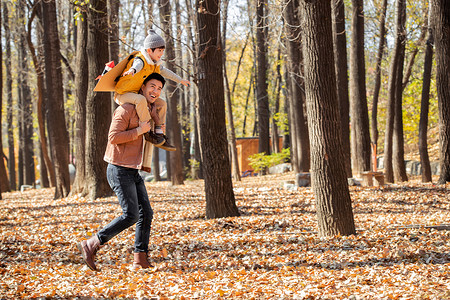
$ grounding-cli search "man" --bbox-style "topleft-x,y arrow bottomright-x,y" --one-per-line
77,73 -> 168,271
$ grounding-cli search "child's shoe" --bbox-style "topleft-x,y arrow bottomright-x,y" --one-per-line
157,135 -> 176,152
144,131 -> 165,146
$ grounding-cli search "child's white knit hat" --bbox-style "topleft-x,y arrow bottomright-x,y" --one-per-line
144,30 -> 166,49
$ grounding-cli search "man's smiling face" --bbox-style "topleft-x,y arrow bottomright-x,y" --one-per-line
141,79 -> 163,104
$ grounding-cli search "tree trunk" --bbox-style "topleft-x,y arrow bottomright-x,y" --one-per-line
300,0 -> 356,237
392,0 -> 408,182
433,0 -> 450,184
42,0 -> 70,198
284,0 -> 310,173
256,0 -> 270,156
222,0 -> 241,181
0,3 -> 9,195
4,1 -> 15,191
196,0 -> 240,218
84,0 -> 112,200
349,0 -> 371,175
419,7 -> 433,183
159,0 -> 184,185
271,47 -> 282,154
71,11 -> 88,195
331,0 -> 352,178
108,0 -> 119,115
369,0 -> 387,165
384,0 -> 407,183
152,147 -> 161,181
27,3 -> 54,188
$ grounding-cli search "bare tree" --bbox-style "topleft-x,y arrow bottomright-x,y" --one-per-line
283,0 -> 310,173
256,0 -> 270,157
369,0 -> 387,164
300,0 -> 356,237
84,0 -> 112,199
349,0 -> 371,175
41,0 -> 71,198
419,6 -> 433,183
0,3 -> 9,196
71,10 -> 88,195
159,0 -> 184,185
331,0 -> 352,177
196,0 -> 240,218
432,0 -> 450,184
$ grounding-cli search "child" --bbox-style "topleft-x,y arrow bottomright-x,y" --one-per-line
114,29 -> 190,151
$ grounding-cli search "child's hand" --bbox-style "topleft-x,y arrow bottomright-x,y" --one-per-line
123,68 -> 136,76
180,79 -> 190,87
139,121 -> 151,133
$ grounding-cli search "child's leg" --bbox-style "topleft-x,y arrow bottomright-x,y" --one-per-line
115,93 -> 151,123
152,98 -> 167,134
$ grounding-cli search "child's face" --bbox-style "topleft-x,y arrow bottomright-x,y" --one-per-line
141,79 -> 163,104
147,48 -> 164,62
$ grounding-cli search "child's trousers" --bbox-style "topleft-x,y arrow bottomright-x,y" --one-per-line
115,92 -> 167,126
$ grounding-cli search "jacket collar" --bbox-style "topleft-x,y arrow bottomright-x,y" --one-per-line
140,48 -> 162,66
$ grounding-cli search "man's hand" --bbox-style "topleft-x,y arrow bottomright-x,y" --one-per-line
138,121 -> 151,134
180,79 -> 190,87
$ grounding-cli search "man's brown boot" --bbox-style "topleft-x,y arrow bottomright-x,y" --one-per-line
132,252 -> 153,270
77,235 -> 101,271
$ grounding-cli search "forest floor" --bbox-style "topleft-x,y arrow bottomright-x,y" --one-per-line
0,172 -> 449,299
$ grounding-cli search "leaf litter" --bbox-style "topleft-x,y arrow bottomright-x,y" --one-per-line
0,173 -> 449,299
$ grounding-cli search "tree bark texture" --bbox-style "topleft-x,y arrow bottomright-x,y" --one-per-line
0,4 -> 9,195
84,0 -> 112,199
4,2 -> 15,191
300,0 -> 356,237
160,0 -> 184,185
419,8 -> 434,183
27,4 -> 54,188
196,0 -> 240,218
108,0 -> 120,115
331,0 -> 352,177
384,0 -> 407,183
284,0 -> 310,173
349,0 -> 371,175
369,0 -> 387,156
256,0 -> 270,156
433,0 -> 450,184
71,13 -> 88,195
42,0 -> 71,199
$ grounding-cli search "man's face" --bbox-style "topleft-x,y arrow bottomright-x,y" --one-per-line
141,79 -> 163,104
147,48 -> 164,62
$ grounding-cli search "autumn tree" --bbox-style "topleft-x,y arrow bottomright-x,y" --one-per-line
71,10 -> 88,195
256,0 -> 270,157
3,2 -> 15,191
349,0 -> 371,175
159,0 -> 184,185
432,0 -> 450,184
419,6 -> 433,183
0,3 -> 9,196
196,0 -> 240,218
283,0 -> 310,173
300,0 -> 355,236
42,0 -> 71,198
384,0 -> 408,183
84,0 -> 112,200
331,0 -> 351,177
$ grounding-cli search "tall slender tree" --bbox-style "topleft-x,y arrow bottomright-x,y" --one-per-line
71,10 -> 88,195
159,0 -> 184,185
256,0 -> 270,156
284,0 -> 310,173
42,0 -> 71,198
433,0 -> 450,184
196,0 -> 240,218
84,0 -> 112,199
349,0 -> 371,175
384,0 -> 407,183
369,0 -> 388,165
300,0 -> 356,237
3,2 -> 15,191
0,3 -> 9,196
331,0 -> 352,177
419,6 -> 434,183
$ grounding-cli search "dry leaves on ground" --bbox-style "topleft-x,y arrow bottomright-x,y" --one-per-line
0,173 -> 449,299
